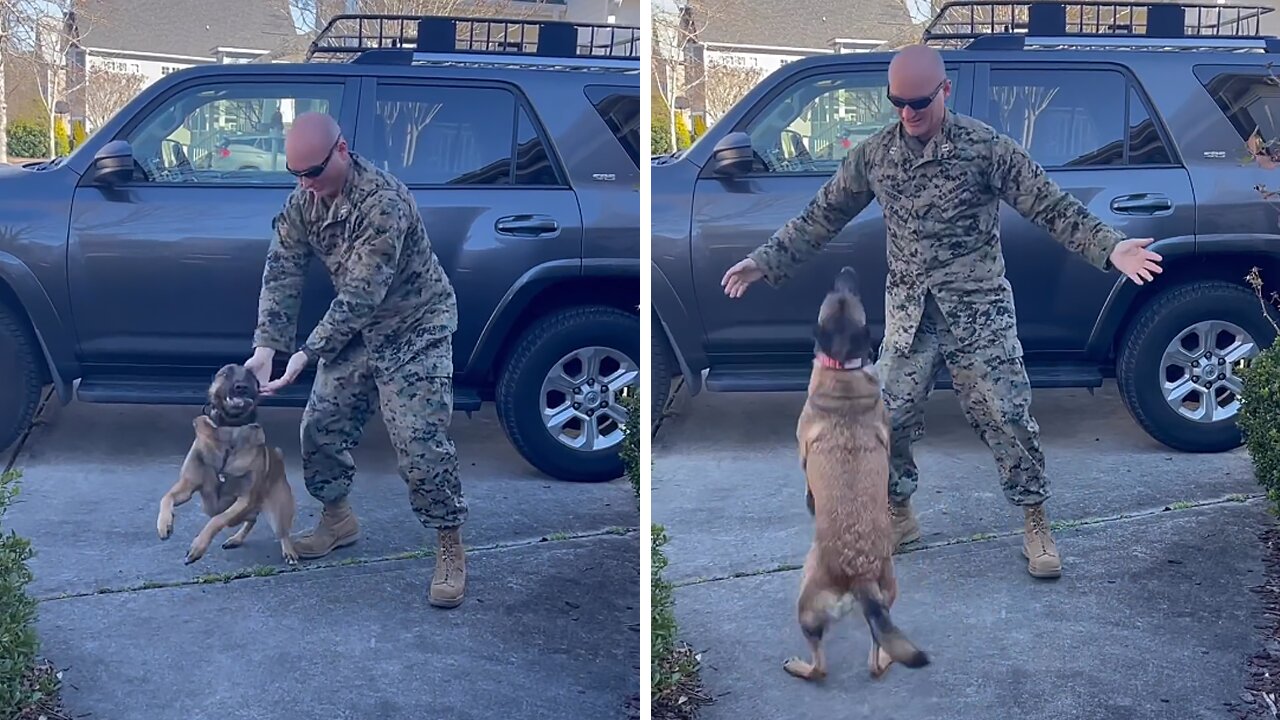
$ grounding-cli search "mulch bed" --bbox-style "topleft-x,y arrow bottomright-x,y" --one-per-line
1233,522 -> 1280,719
652,643 -> 714,720
12,658 -> 69,720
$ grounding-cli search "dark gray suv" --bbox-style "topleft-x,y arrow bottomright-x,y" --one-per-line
651,0 -> 1280,454
0,14 -> 641,482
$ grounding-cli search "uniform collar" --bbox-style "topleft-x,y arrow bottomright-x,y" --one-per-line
894,108 -> 957,162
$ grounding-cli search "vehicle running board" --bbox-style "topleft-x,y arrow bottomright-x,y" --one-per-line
704,363 -> 1105,393
75,376 -> 483,412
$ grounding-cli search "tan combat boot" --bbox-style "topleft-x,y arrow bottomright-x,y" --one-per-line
429,527 -> 466,608
292,499 -> 360,559
890,500 -> 922,551
1023,504 -> 1062,579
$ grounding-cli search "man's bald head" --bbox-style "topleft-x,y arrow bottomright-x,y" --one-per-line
886,44 -> 951,141
284,111 -> 350,199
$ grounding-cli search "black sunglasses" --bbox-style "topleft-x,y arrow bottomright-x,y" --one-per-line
286,137 -> 340,178
887,81 -> 945,111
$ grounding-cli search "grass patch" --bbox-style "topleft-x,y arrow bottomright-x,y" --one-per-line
0,469 -> 66,720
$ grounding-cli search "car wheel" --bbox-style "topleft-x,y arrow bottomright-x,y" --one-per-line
0,302 -> 45,452
650,314 -> 675,433
1116,280 -> 1275,452
496,305 -> 640,482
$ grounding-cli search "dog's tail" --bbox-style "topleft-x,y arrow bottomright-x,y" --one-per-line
855,585 -> 930,669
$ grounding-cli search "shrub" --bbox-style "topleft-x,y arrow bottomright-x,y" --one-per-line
674,114 -> 693,151
692,115 -> 707,140
651,99 -> 673,157
53,119 -> 71,157
5,121 -> 48,159
1240,268 -> 1280,513
0,469 -> 62,720
71,121 -> 88,151
620,390 -> 640,499
651,523 -> 710,719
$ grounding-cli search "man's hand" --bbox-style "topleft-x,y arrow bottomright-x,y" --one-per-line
1109,238 -> 1163,285
244,347 -> 276,387
722,257 -> 765,298
261,351 -> 309,396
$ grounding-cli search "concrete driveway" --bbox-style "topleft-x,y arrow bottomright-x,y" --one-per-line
4,395 -> 640,720
652,382 -> 1267,720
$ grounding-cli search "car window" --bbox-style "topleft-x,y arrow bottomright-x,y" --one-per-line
365,83 -> 560,186
1194,66 -> 1280,165
979,67 -> 1171,168
742,68 -> 959,175
124,81 -> 345,184
585,85 -> 641,168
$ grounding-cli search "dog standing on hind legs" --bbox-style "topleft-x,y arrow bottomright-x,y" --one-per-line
784,266 -> 930,683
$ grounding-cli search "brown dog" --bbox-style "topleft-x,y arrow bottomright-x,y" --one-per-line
156,364 -> 298,566
784,266 -> 929,683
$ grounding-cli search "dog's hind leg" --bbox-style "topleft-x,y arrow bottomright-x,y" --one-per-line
869,561 -> 900,678
262,457 -> 298,565
784,553 -> 834,682
858,567 -> 929,676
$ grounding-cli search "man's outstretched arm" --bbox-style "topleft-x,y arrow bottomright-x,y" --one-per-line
746,141 -> 877,287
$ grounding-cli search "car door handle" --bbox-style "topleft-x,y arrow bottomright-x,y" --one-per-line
495,215 -> 559,236
1110,194 -> 1173,215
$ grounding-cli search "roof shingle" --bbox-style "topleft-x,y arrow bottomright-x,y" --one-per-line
71,0 -> 299,58
685,0 -> 914,50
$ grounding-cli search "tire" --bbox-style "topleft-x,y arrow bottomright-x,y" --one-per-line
0,302 -> 44,453
1116,280 -> 1276,453
496,305 -> 640,482
650,314 -> 676,433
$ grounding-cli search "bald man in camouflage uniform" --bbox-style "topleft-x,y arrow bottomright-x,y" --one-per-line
245,112 -> 468,608
723,45 -> 1162,579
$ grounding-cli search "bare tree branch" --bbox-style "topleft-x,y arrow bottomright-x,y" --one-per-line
83,67 -> 145,130
702,59 -> 763,124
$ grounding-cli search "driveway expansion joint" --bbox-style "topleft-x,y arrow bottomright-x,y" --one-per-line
38,525 -> 638,602
670,493 -> 1264,589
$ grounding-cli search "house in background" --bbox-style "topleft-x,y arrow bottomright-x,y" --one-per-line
677,0 -> 916,123
61,0 -> 301,131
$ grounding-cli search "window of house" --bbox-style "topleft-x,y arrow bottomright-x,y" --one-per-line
365,83 -> 560,186
124,81 -> 344,184
741,67 -> 959,175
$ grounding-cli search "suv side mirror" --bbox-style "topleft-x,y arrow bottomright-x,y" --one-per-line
87,140 -> 135,185
708,132 -> 754,177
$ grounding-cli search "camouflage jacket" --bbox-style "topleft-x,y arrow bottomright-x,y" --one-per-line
253,152 -> 458,377
747,110 -> 1125,359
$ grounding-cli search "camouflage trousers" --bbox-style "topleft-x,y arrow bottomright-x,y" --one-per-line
300,336 -> 467,529
876,293 -> 1047,508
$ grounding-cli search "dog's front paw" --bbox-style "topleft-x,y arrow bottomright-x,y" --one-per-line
184,539 -> 209,565
221,536 -> 243,550
157,512 -> 173,540
783,657 -> 823,681
281,541 -> 298,566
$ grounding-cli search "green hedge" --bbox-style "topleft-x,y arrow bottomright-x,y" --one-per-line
0,468 -> 63,720
1240,268 -> 1280,512
620,390 -> 640,499
5,120 -> 49,159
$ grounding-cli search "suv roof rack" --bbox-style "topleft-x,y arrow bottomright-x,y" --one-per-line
922,0 -> 1280,52
305,13 -> 640,68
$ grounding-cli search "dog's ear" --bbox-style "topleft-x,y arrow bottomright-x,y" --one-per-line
813,321 -> 837,357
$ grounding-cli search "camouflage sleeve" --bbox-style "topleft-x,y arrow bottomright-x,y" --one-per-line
746,141 -> 876,286
301,191 -> 405,363
990,133 -> 1124,272
253,194 -> 312,354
